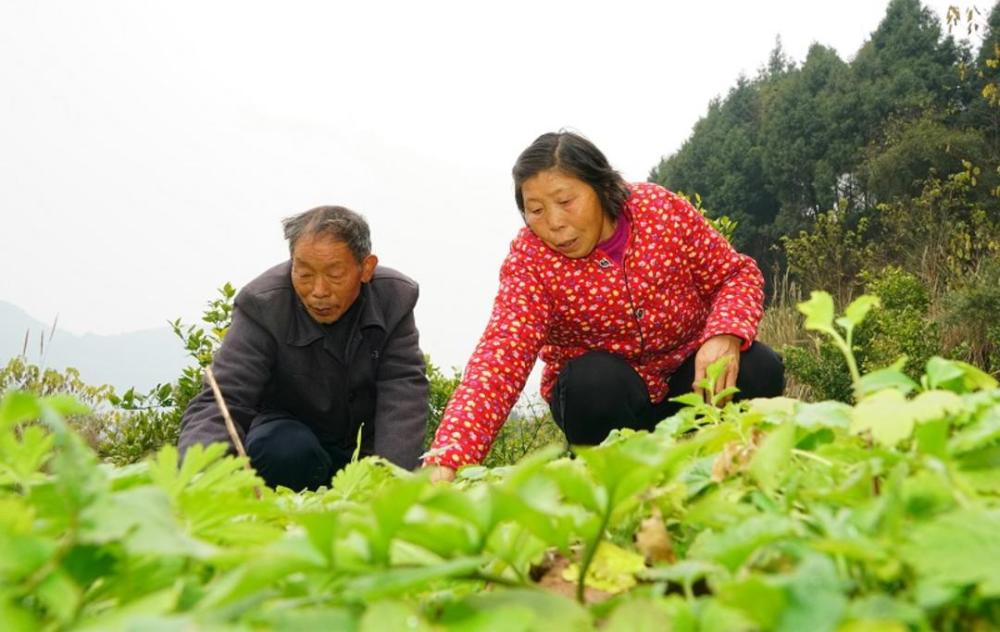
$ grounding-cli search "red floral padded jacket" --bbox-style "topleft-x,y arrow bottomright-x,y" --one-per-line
426,182 -> 765,468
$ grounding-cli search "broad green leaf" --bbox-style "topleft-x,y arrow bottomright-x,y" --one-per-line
36,568 -> 81,625
547,458 -> 602,513
687,515 -> 796,571
669,393 -> 706,408
715,574 -> 787,628
397,506 -> 480,557
798,291 -> 835,333
454,589 -> 592,632
910,390 -> 964,423
857,363 -> 918,397
924,356 -> 965,390
901,509 -> 1000,596
359,600 -> 431,632
79,486 -> 216,559
327,457 -> 395,501
793,400 -> 852,430
249,607 -> 359,632
0,533 -> 56,581
704,356 -> 731,390
0,391 -> 41,432
747,397 -> 796,418
844,595 -> 925,628
748,421 -> 795,492
437,602 -> 536,632
842,295 -> 879,327
603,597 -> 696,631
949,405 -> 1000,454
0,598 -> 37,631
850,390 -> 914,447
914,418 -> 949,458
772,555 -> 847,632
41,394 -> 90,419
925,357 -> 998,393
698,599 -> 757,632
341,556 -> 483,602
200,535 -> 328,608
421,483 -> 494,536
901,470 -> 956,519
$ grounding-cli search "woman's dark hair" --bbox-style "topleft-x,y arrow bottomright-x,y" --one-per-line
512,131 -> 631,219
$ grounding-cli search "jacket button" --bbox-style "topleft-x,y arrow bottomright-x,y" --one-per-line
635,308 -> 644,319
598,258 -> 612,268
348,391 -> 357,402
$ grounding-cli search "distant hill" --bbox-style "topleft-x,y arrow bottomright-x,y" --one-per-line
0,300 -> 189,393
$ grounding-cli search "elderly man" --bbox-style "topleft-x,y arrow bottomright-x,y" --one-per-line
178,206 -> 428,490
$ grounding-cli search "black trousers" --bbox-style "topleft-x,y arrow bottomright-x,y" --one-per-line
549,342 -> 785,445
244,417 -> 352,491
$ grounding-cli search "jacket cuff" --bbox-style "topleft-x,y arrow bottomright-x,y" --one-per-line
423,443 -> 479,469
699,326 -> 755,352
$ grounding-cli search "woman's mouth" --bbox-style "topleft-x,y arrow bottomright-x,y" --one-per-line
555,237 -> 578,252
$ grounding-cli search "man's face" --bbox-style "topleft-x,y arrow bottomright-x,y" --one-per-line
291,234 -> 377,324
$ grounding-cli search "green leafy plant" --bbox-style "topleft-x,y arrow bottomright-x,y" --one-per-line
3,289 -> 1000,629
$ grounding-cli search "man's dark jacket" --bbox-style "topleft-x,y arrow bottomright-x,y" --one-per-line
178,261 -> 429,470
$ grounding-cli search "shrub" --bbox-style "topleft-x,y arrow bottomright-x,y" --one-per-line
941,258 -> 1000,374
784,266 -> 940,402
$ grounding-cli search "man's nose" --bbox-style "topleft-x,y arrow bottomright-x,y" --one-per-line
311,276 -> 332,297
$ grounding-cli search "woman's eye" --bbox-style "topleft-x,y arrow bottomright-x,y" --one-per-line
558,199 -> 572,205
528,208 -> 543,215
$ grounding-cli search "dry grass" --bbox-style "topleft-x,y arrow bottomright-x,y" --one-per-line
758,270 -> 814,401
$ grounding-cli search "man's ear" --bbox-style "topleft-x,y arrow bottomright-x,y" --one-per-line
360,254 -> 378,283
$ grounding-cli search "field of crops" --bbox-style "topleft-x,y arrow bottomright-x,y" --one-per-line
2,292 -> 999,631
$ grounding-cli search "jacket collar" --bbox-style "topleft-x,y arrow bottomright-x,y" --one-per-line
285,282 -> 386,348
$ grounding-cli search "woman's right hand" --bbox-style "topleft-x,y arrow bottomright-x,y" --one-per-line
427,465 -> 456,483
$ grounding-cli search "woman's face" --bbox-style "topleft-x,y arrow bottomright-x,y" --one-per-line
520,168 -> 615,259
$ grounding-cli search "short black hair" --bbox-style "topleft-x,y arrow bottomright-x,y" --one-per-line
512,131 -> 630,219
281,205 -> 371,263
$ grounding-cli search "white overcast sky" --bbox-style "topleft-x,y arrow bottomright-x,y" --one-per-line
0,0 -> 972,376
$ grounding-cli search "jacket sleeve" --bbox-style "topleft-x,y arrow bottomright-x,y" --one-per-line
668,193 -> 764,350
177,292 -> 277,458
372,304 -> 429,470
424,243 -> 553,468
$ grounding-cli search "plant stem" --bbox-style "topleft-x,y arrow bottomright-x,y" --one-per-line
792,449 -> 834,467
576,503 -> 613,603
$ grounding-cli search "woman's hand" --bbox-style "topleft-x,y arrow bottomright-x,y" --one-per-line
693,334 -> 742,406
426,465 -> 456,484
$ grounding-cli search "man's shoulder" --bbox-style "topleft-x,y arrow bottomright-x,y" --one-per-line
369,265 -> 419,313
240,261 -> 293,299
372,265 -> 418,290
233,261 -> 296,325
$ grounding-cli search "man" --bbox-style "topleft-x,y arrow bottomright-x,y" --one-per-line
178,205 -> 428,490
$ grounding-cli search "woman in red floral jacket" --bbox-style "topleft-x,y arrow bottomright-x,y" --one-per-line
426,131 -> 784,480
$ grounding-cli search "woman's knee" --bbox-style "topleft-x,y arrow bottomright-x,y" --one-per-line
553,351 -> 650,443
737,342 -> 785,399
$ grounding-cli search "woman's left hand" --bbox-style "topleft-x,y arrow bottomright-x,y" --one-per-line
693,334 -> 742,406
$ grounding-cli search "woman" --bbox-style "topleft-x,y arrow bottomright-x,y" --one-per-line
426,131 -> 784,480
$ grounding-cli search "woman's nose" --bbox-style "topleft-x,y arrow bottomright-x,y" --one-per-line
547,209 -> 567,232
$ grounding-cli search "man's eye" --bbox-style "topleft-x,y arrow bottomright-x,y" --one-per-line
558,198 -> 572,205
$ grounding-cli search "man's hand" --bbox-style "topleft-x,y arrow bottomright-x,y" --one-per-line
692,334 -> 742,406
426,465 -> 456,483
